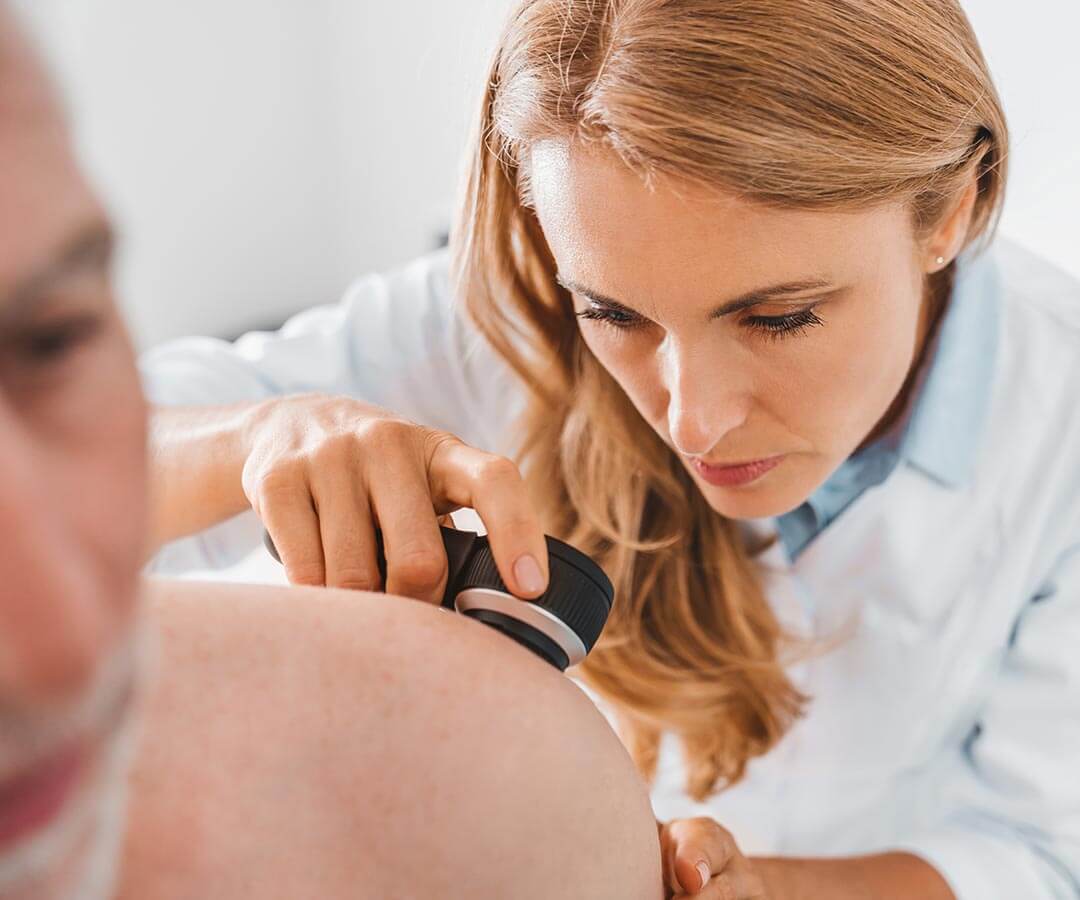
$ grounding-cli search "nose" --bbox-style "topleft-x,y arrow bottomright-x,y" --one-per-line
0,407 -> 111,710
661,335 -> 752,457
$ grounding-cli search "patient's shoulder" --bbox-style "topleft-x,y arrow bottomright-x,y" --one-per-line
121,579 -> 661,899
140,576 -> 581,707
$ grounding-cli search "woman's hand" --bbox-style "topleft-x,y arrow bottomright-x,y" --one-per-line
240,392 -> 549,602
658,817 -> 769,898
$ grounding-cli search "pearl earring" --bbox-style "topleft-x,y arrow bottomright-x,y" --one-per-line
935,256 -> 946,267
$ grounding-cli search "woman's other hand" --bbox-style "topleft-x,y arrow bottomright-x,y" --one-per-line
241,392 -> 549,603
658,817 -> 769,898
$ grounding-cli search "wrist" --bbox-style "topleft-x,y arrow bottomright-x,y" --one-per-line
747,852 -> 955,900
149,400 -> 268,550
240,395 -> 279,459
749,857 -> 787,899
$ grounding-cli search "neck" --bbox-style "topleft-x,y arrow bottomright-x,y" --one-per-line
856,266 -> 953,453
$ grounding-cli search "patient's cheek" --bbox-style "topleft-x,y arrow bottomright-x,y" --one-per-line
69,331 -> 149,615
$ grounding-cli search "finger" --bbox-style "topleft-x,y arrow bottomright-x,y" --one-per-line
312,473 -> 382,592
657,823 -> 676,896
680,867 -> 763,900
368,450 -> 448,605
429,439 -> 548,599
663,824 -> 685,897
668,818 -> 737,894
256,472 -> 326,587
674,855 -> 716,896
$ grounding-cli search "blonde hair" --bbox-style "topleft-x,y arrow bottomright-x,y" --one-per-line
452,0 -> 1008,800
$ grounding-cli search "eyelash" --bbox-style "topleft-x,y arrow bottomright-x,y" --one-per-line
575,304 -> 825,339
744,307 -> 825,339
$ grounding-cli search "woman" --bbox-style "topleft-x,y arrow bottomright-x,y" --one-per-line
143,1 -> 1080,897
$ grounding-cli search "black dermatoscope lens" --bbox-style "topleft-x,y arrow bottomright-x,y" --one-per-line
263,526 -> 613,671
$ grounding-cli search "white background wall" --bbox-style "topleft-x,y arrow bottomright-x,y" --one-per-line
14,1 -> 1079,350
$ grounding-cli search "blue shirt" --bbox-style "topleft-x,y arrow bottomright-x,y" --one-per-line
775,248 -> 1002,560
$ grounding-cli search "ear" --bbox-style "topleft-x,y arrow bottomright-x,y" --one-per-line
923,175 -> 979,274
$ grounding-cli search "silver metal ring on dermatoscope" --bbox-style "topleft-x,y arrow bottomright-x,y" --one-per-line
454,587 -> 589,667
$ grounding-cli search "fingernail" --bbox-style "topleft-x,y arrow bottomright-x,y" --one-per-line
696,861 -> 711,888
513,554 -> 545,594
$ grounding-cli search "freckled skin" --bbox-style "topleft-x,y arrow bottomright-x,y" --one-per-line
528,138 -> 944,519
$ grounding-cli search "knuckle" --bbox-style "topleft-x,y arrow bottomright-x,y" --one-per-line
422,428 -> 462,457
286,562 -> 326,587
391,549 -> 447,593
423,431 -> 467,493
475,454 -> 521,484
358,416 -> 412,448
331,566 -> 382,592
313,431 -> 357,465
255,459 -> 305,502
499,513 -> 542,543
668,817 -> 698,841
716,878 -> 738,900
697,816 -> 729,841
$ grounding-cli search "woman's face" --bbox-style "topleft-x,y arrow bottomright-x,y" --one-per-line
528,138 -> 942,519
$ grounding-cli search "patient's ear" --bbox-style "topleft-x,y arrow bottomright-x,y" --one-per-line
923,175 -> 979,272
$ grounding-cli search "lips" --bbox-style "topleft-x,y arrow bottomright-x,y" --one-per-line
690,455 -> 785,487
0,743 -> 88,849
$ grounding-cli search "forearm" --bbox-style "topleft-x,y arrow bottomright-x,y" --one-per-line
147,402 -> 266,553
752,852 -> 954,900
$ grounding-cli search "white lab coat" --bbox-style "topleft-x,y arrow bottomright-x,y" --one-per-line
141,239 -> 1080,899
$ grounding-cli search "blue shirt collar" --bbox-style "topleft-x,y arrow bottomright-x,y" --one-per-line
899,245 -> 1001,487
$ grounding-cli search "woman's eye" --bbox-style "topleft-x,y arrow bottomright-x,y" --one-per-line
743,306 -> 824,340
575,301 -> 825,339
575,305 -> 645,330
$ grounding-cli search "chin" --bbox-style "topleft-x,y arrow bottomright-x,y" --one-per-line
0,631 -> 143,900
0,723 -> 135,900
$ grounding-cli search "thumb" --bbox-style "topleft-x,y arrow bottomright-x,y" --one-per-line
674,853 -> 713,894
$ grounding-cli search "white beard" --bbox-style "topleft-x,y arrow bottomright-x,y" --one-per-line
0,627 -> 145,900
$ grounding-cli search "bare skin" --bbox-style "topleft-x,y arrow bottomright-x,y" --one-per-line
119,579 -> 664,900
149,394 -> 554,601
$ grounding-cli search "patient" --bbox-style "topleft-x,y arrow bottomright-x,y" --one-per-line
0,6 -> 662,898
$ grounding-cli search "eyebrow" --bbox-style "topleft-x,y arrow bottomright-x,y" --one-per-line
554,271 -> 837,319
0,222 -> 115,327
